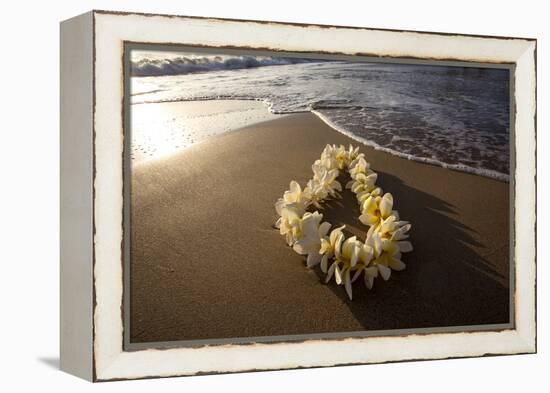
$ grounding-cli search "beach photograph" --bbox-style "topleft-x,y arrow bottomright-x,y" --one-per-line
126,48 -> 511,345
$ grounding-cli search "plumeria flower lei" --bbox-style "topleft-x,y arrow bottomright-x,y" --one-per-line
274,144 -> 413,300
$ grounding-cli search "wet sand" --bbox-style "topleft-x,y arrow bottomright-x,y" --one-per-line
129,108 -> 510,344
130,99 -> 287,162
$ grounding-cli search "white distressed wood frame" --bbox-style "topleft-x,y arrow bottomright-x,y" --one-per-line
60,10 -> 536,382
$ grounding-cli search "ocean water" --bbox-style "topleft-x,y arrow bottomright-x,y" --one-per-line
131,54 -> 510,180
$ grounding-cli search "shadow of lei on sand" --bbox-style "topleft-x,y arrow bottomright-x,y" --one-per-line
316,171 -> 510,331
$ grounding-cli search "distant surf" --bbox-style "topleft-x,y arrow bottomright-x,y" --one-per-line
131,55 -> 321,77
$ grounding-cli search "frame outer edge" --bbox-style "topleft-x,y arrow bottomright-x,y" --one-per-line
59,11 -> 95,381
512,41 -> 537,353
91,11 -> 538,380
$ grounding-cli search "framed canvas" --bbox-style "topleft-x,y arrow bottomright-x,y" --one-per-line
60,10 -> 537,382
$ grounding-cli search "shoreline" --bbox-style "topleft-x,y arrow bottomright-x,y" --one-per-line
132,99 -> 509,182
130,107 -> 510,343
311,109 -> 510,182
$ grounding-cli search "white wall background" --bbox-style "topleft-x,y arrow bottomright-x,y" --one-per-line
0,0 -> 546,391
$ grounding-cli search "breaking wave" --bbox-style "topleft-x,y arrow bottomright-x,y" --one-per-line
131,55 -> 321,77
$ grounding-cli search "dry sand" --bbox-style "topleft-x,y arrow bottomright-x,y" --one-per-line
129,109 -> 510,344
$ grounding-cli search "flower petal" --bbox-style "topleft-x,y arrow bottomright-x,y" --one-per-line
325,262 -> 336,283
364,273 -> 374,289
285,232 -> 294,246
275,199 -> 285,215
359,244 -> 373,263
318,222 -> 332,238
380,193 -> 394,218
365,266 -> 379,278
391,223 -> 411,241
335,265 -> 343,285
320,254 -> 329,273
344,270 -> 353,300
398,241 -> 413,253
301,215 -> 319,237
377,264 -> 391,281
289,180 -> 300,194
330,225 -> 345,244
350,242 -> 360,267
334,233 -> 344,259
389,258 -> 406,271
379,215 -> 397,233
306,252 -> 322,268
342,236 -> 357,259
359,213 -> 377,226
371,187 -> 382,197
370,233 -> 382,256
293,238 -> 317,255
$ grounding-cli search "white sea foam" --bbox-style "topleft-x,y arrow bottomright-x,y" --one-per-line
311,110 -> 510,182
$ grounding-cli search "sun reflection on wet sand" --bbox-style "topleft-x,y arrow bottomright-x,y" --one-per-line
130,99 -> 287,163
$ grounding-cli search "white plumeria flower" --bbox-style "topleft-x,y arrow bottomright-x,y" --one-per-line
369,215 -> 412,242
368,234 -> 412,280
315,155 -> 339,172
304,179 -> 328,208
292,212 -> 331,268
318,146 -> 339,170
325,235 -> 364,300
344,144 -> 361,164
275,198 -> 285,216
359,192 -> 396,228
276,206 -> 304,246
321,144 -> 360,171
274,197 -> 300,217
356,186 -> 383,205
319,225 -> 345,273
333,145 -> 349,170
348,156 -> 371,179
365,231 -> 383,257
283,180 -> 311,207
341,236 -> 362,268
391,222 -> 412,241
348,152 -> 364,165
366,214 -> 396,237
275,181 -> 310,223
319,144 -> 345,170
346,172 -> 378,195
349,241 -> 376,289
312,164 -> 342,198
